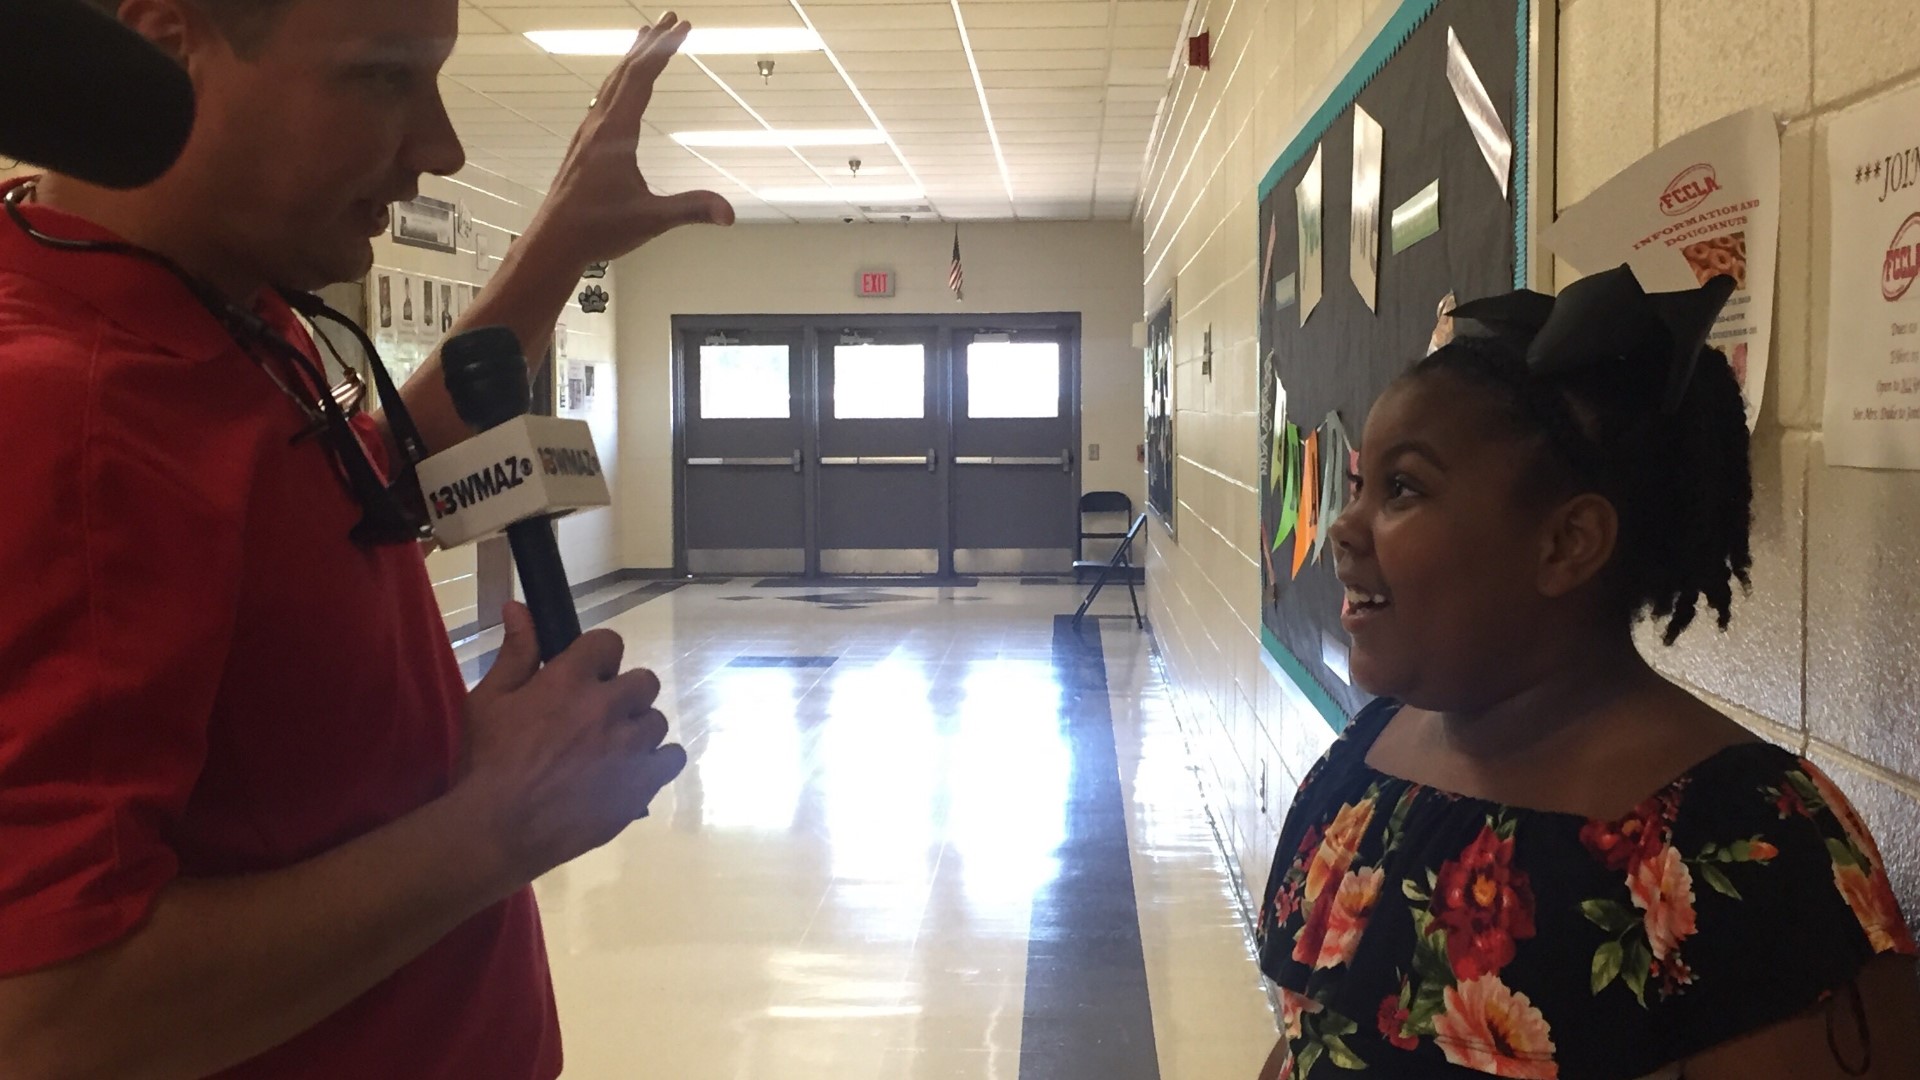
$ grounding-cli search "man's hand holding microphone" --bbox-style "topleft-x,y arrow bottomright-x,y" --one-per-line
459,606 -> 685,882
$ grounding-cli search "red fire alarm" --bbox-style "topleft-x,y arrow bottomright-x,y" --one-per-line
1188,30 -> 1211,70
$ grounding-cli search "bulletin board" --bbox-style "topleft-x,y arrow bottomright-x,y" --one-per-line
1257,0 -> 1533,728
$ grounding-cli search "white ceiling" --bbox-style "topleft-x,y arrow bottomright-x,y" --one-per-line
448,0 -> 1190,223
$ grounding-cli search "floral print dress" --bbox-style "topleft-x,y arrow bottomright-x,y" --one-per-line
1255,700 -> 1917,1079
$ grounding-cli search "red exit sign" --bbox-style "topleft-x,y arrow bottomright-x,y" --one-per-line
857,269 -> 896,298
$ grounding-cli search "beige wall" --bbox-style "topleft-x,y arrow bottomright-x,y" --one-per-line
610,221 -> 1147,571
1564,0 -> 1920,932
1142,0 -> 1920,930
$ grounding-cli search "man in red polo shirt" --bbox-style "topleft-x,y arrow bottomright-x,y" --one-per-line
0,2 -> 732,1076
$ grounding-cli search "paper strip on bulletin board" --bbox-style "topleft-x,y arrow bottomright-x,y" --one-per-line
1823,82 -> 1920,470
1350,107 -> 1384,312
1542,107 -> 1781,430
1298,144 -> 1325,326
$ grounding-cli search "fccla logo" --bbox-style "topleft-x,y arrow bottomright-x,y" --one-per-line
1884,213 -> 1920,302
1660,163 -> 1721,217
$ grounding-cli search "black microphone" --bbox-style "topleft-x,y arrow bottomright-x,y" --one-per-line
442,326 -> 584,663
0,0 -> 196,189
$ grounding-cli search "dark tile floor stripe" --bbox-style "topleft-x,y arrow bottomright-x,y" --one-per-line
728,656 -> 839,669
1021,617 -> 1161,1080
459,582 -> 685,684
751,576 -> 981,589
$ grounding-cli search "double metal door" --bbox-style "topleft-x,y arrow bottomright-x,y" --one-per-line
678,318 -> 1079,578
951,329 -> 1077,574
817,331 -> 945,575
682,330 -> 807,575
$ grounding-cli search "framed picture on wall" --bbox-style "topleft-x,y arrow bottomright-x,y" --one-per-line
391,194 -> 458,253
1145,293 -> 1176,534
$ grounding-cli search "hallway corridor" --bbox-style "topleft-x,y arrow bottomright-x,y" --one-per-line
457,581 -> 1277,1080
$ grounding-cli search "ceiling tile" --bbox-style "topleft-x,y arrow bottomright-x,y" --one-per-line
443,0 -> 1177,225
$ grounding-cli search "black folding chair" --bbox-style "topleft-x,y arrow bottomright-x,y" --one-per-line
1076,490 -> 1134,567
1072,513 -> 1147,630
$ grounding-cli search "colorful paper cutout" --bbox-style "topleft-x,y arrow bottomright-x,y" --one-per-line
1274,424 -> 1303,553
1292,431 -> 1320,578
1311,412 -> 1354,565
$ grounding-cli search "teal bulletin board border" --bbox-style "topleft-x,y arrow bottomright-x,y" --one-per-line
1255,0 -> 1445,205
1262,626 -> 1351,734
1256,0 -> 1533,730
1513,0 -> 1532,289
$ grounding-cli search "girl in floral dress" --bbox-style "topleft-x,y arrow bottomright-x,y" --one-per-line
1254,267 -> 1920,1079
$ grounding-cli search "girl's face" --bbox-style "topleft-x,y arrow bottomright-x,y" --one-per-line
1327,373 -> 1576,710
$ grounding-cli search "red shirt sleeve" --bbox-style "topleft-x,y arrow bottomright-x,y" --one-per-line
0,306 -> 241,976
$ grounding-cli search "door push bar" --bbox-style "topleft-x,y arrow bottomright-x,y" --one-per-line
818,450 -> 939,473
953,449 -> 1075,473
686,450 -> 804,473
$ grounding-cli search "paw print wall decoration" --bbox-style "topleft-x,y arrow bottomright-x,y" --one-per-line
577,285 -> 610,314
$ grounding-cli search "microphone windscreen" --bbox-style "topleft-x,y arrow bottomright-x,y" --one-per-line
0,0 -> 196,189
442,326 -> 531,433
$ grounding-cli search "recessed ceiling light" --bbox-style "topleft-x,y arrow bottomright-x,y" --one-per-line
672,129 -> 889,149
524,27 -> 824,57
758,185 -> 925,204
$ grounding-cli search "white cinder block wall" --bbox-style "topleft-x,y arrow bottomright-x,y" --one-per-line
1141,0 -> 1920,937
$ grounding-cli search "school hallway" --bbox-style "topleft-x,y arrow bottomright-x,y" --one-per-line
457,579 -> 1280,1080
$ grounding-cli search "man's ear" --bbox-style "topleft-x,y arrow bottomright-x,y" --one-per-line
1536,492 -> 1619,599
116,0 -> 221,70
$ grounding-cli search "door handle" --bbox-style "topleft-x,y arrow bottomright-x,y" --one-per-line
687,455 -> 797,468
820,454 -> 933,467
954,454 -> 1071,468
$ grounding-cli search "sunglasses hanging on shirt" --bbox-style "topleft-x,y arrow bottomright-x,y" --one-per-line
3,181 -> 434,547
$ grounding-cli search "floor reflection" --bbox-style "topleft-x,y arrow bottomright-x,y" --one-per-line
502,582 -> 1275,1080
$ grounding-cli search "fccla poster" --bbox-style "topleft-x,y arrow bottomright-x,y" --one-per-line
1824,83 -> 1920,470
1543,108 -> 1781,430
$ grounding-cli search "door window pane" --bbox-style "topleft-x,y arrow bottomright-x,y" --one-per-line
834,344 -> 926,419
967,342 -> 1061,418
700,345 -> 791,419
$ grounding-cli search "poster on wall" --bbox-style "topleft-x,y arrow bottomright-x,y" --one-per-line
1145,297 -> 1176,532
1822,82 -> 1920,470
391,194 -> 458,254
398,274 -> 417,333
1543,107 -> 1781,429
1255,0 -> 1525,726
421,276 -> 437,339
366,271 -> 397,360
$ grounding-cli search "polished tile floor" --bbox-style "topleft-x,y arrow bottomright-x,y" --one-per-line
458,580 -> 1277,1080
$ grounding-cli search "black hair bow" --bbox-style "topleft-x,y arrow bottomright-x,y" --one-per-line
1447,265 -> 1737,415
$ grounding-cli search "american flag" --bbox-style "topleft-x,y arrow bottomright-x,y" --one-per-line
948,228 -> 964,302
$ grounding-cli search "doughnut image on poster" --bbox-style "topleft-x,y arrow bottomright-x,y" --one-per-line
1682,232 -> 1748,291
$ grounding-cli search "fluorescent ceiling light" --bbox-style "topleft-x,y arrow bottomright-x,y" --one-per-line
525,27 -> 823,57
672,129 -> 889,149
758,185 -> 925,204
